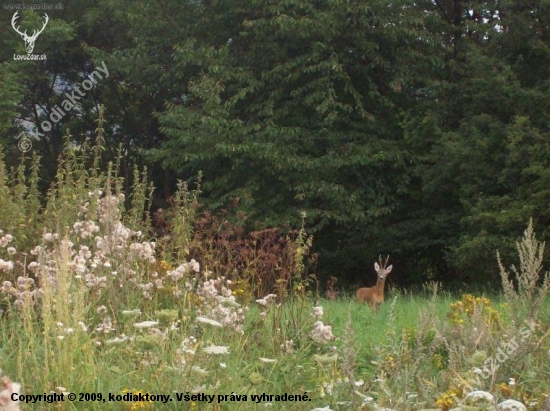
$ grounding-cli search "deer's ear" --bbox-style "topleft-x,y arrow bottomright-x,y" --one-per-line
386,265 -> 393,274
374,262 -> 380,271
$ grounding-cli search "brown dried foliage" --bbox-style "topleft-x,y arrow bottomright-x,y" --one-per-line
187,211 -> 317,299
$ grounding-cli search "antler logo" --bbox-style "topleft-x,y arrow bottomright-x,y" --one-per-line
11,11 -> 49,54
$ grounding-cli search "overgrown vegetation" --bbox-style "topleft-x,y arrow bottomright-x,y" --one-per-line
0,130 -> 549,410
2,0 -> 550,286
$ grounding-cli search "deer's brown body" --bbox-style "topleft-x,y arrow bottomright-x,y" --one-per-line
356,256 -> 392,310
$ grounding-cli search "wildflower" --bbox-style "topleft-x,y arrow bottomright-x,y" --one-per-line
133,321 -> 159,329
322,381 -> 334,395
310,321 -> 335,344
497,382 -> 513,398
189,259 -> 200,272
104,336 -> 128,345
203,345 -> 230,355
95,318 -> 116,334
43,233 -> 55,242
0,374 -> 21,411
497,399 -> 527,411
195,316 -> 223,328
27,261 -> 39,272
79,246 -> 92,259
7,247 -> 16,255
0,259 -> 14,272
217,296 -> 241,308
463,390 -> 494,405
280,340 -> 294,354
256,294 -> 277,306
122,309 -> 141,316
179,337 -> 198,355
219,363 -> 227,368
311,306 -> 324,318
355,391 -> 375,407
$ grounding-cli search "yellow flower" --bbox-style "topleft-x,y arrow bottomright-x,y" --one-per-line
432,353 -> 445,370
497,382 -> 513,398
447,294 -> 501,327
435,389 -> 459,411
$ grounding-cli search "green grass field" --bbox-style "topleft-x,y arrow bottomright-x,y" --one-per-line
1,275 -> 549,410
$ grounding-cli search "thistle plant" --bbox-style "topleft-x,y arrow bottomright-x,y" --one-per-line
498,218 -> 550,323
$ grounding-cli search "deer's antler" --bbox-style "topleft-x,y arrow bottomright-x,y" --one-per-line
378,255 -> 390,270
11,11 -> 27,37
35,13 -> 49,38
12,12 -> 49,39
11,11 -> 49,54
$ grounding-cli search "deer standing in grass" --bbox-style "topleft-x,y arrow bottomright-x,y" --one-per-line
356,256 -> 392,310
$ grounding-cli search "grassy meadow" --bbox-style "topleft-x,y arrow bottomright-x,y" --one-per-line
1,129 -> 550,411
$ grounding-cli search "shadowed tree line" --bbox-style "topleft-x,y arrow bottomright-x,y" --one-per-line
1,0 -> 549,289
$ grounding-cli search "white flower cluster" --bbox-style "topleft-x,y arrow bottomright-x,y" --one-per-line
166,259 -> 200,281
129,242 -> 156,263
73,220 -> 100,239
0,277 -> 41,310
54,321 -> 87,340
256,294 -> 277,307
195,275 -> 246,334
94,222 -> 129,256
0,231 -> 13,248
13,193 -> 159,304
0,372 -> 21,411
138,280 -> 164,300
95,317 -> 116,334
256,293 -> 278,319
0,193 -> 157,313
77,194 -> 155,264
97,192 -> 122,225
310,321 -> 335,345
311,305 -> 324,318
42,232 -> 58,242
178,336 -> 198,360
0,230 -> 15,272
309,306 -> 335,344
0,259 -> 13,272
203,345 -> 230,355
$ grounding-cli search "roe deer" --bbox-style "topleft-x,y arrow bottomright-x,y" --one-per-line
356,255 -> 392,310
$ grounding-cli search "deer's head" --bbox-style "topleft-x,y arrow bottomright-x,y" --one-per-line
12,11 -> 49,54
374,255 -> 392,282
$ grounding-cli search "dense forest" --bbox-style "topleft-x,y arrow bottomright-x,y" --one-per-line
1,0 -> 549,289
